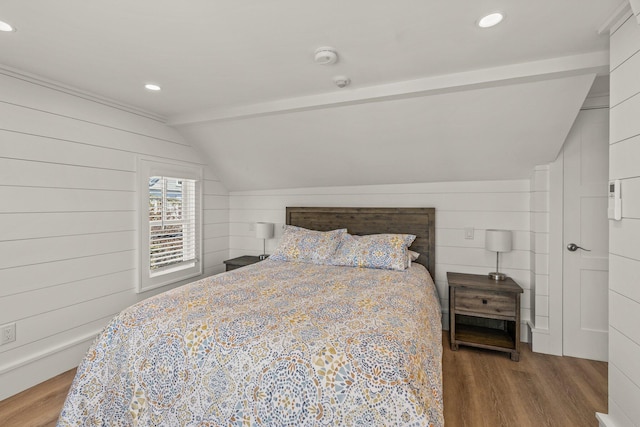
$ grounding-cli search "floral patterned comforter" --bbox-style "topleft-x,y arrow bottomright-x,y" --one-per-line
58,260 -> 443,426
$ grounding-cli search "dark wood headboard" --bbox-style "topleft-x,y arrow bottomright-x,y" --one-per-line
286,207 -> 435,276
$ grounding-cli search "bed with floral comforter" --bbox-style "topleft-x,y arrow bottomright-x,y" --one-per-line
58,259 -> 443,426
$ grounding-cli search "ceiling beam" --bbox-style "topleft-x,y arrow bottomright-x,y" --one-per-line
168,51 -> 609,127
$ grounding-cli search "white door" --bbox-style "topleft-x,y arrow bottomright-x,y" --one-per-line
562,108 -> 609,362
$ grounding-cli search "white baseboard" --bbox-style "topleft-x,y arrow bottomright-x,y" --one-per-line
527,321 -> 563,356
596,412 -> 616,427
0,330 -> 98,401
520,321 -> 530,343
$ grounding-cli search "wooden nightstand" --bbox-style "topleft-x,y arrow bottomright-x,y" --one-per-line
223,255 -> 262,271
448,272 -> 523,361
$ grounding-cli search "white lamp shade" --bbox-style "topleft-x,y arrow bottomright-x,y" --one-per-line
256,222 -> 274,239
485,229 -> 512,252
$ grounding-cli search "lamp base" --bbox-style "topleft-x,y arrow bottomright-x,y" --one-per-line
259,254 -> 269,260
488,272 -> 507,281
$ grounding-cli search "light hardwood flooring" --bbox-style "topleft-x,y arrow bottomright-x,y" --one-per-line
0,336 -> 607,426
442,335 -> 607,426
0,368 -> 76,427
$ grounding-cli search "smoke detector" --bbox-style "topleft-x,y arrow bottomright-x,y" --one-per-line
314,47 -> 338,65
333,76 -> 351,88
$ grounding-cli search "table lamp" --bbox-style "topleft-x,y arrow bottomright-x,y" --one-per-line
256,222 -> 274,260
485,229 -> 512,281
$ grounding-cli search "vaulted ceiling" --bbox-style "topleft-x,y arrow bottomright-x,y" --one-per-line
0,1 -> 624,190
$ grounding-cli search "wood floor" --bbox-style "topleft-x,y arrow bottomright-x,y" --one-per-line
0,336 -> 607,427
0,368 -> 76,427
443,335 -> 607,426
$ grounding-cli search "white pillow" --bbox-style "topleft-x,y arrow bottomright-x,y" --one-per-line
407,250 -> 420,267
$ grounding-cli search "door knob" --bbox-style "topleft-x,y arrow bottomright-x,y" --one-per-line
567,243 -> 591,252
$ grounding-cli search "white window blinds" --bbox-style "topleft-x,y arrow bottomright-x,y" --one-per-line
148,176 -> 197,273
138,158 -> 202,293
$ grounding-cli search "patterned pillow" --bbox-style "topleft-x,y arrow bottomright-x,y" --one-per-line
331,233 -> 417,271
269,225 -> 347,264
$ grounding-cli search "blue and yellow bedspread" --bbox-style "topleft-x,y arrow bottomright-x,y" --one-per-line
58,260 -> 443,426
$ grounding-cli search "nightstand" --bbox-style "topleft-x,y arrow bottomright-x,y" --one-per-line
223,255 -> 262,271
447,272 -> 523,361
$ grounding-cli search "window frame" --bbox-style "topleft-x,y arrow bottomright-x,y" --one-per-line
137,158 -> 203,293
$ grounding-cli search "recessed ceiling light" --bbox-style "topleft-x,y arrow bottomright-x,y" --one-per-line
478,12 -> 504,28
144,83 -> 161,91
0,20 -> 16,32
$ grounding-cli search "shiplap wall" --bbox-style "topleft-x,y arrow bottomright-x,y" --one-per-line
0,71 -> 229,400
529,166 -> 550,331
229,180 -> 531,338
602,12 -> 640,427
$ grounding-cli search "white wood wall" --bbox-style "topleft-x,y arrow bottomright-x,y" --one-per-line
229,180 -> 531,338
0,71 -> 229,400
529,166 -> 551,332
603,12 -> 640,427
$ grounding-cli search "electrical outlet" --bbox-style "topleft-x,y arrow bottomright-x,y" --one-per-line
464,227 -> 474,240
0,323 -> 16,345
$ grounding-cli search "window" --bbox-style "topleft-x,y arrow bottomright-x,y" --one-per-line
138,158 -> 202,292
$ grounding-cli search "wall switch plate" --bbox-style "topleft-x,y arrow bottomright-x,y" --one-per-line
464,227 -> 474,240
0,323 -> 16,345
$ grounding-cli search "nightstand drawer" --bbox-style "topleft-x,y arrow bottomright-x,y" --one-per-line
454,289 -> 516,318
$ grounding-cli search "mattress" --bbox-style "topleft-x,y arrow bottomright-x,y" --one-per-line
58,259 -> 443,426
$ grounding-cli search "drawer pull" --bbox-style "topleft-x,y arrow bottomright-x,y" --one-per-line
482,299 -> 488,305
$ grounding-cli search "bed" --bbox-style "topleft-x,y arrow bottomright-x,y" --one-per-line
58,207 -> 442,426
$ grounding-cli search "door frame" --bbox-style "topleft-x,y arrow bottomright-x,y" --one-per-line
548,149 -> 565,355
528,148 -> 565,356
